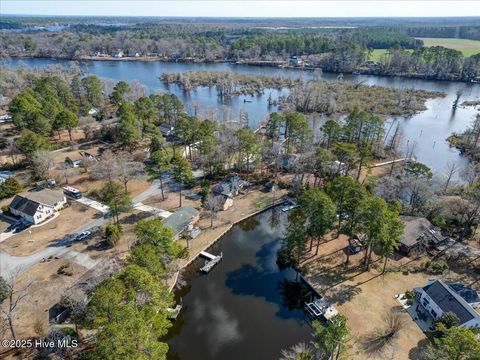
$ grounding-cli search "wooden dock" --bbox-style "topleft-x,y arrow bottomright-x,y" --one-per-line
200,251 -> 223,273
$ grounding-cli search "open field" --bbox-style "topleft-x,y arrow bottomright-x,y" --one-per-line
417,37 -> 480,57
0,202 -> 100,256
368,48 -> 413,61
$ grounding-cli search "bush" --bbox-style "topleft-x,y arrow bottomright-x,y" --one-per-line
423,259 -> 448,274
404,290 -> 414,305
1,205 -> 9,214
0,178 -> 22,199
61,327 -> 77,338
105,223 -> 122,247
57,263 -> 72,276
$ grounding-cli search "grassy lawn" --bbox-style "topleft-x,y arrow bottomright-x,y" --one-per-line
368,49 -> 413,61
369,49 -> 388,61
417,37 -> 480,57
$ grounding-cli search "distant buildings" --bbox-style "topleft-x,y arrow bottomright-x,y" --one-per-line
112,50 -> 124,58
9,189 -> 67,224
413,280 -> 480,329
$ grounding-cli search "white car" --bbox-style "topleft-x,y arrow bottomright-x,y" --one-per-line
75,230 -> 92,241
281,204 -> 299,212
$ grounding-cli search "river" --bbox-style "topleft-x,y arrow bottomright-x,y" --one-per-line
165,210 -> 312,360
5,57 -> 480,175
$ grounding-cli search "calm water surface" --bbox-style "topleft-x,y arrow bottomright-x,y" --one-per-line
164,210 -> 311,360
6,58 -> 480,174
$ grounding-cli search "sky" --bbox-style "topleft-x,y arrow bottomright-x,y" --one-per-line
1,1 -> 479,18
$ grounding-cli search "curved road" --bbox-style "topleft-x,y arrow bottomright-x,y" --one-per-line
0,179 -> 166,276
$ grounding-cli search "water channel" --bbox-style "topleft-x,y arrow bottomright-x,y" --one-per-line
6,57 -> 480,175
165,210 -> 312,360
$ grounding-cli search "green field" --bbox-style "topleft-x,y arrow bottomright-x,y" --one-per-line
416,37 -> 480,57
368,49 -> 413,61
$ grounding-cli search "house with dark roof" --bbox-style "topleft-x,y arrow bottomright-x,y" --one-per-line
400,216 -> 442,254
212,176 -> 250,210
163,205 -> 200,239
9,189 -> 67,224
413,280 -> 480,329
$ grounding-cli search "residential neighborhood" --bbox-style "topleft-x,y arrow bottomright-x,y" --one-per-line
0,2 -> 479,360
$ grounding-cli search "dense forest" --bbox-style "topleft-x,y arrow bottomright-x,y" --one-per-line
0,17 -> 479,81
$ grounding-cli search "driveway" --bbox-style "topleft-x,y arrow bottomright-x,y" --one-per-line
75,196 -> 110,214
0,179 -> 173,276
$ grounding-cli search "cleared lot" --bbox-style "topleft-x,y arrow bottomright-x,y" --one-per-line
0,201 -> 100,256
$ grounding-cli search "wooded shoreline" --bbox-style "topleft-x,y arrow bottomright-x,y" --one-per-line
7,54 -> 478,83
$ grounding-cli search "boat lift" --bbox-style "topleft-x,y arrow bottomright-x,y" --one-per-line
199,251 -> 223,273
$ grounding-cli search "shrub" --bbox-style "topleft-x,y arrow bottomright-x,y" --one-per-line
105,223 -> 122,247
423,259 -> 448,274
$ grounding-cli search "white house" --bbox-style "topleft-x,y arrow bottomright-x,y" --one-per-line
413,280 -> 480,329
9,189 -> 67,224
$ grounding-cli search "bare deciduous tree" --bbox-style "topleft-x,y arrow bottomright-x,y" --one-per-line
31,150 -> 55,181
0,270 -> 33,341
115,153 -> 145,193
442,161 -> 459,193
90,150 -> 120,182
203,193 -> 222,228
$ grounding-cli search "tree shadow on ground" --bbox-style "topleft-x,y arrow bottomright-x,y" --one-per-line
408,338 -> 430,360
326,283 -> 362,305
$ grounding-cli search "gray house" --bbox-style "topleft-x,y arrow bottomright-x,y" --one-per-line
163,206 -> 200,239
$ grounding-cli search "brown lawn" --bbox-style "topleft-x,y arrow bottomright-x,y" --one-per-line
304,235 -> 479,359
1,202 -> 100,256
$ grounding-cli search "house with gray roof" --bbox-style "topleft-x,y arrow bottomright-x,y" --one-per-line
9,189 -> 67,224
163,205 -> 200,239
413,280 -> 480,329
212,176 -> 250,210
400,216 -> 442,254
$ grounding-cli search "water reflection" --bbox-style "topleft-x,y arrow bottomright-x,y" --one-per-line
166,210 -> 311,360
6,58 -> 480,175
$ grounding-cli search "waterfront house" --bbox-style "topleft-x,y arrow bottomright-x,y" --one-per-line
212,176 -> 250,210
163,205 -> 200,239
9,189 -> 67,224
413,280 -> 480,329
400,216 -> 442,254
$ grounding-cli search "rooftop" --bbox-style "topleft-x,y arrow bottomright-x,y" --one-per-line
10,189 -> 65,214
420,280 -> 480,325
163,205 -> 199,236
400,216 -> 437,247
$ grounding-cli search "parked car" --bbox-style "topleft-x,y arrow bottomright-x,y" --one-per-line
14,222 -> 31,233
75,230 -> 92,241
281,204 -> 299,212
5,221 -> 22,233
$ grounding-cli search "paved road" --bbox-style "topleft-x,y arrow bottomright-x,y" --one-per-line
0,179 -> 168,276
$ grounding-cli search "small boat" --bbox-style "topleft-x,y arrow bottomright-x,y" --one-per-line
352,71 -> 361,75
244,99 -> 253,103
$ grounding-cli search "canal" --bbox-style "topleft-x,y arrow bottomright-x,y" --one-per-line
165,209 -> 312,360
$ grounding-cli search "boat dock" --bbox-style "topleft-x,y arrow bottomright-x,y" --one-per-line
300,274 -> 339,322
199,251 -> 223,273
167,304 -> 183,320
